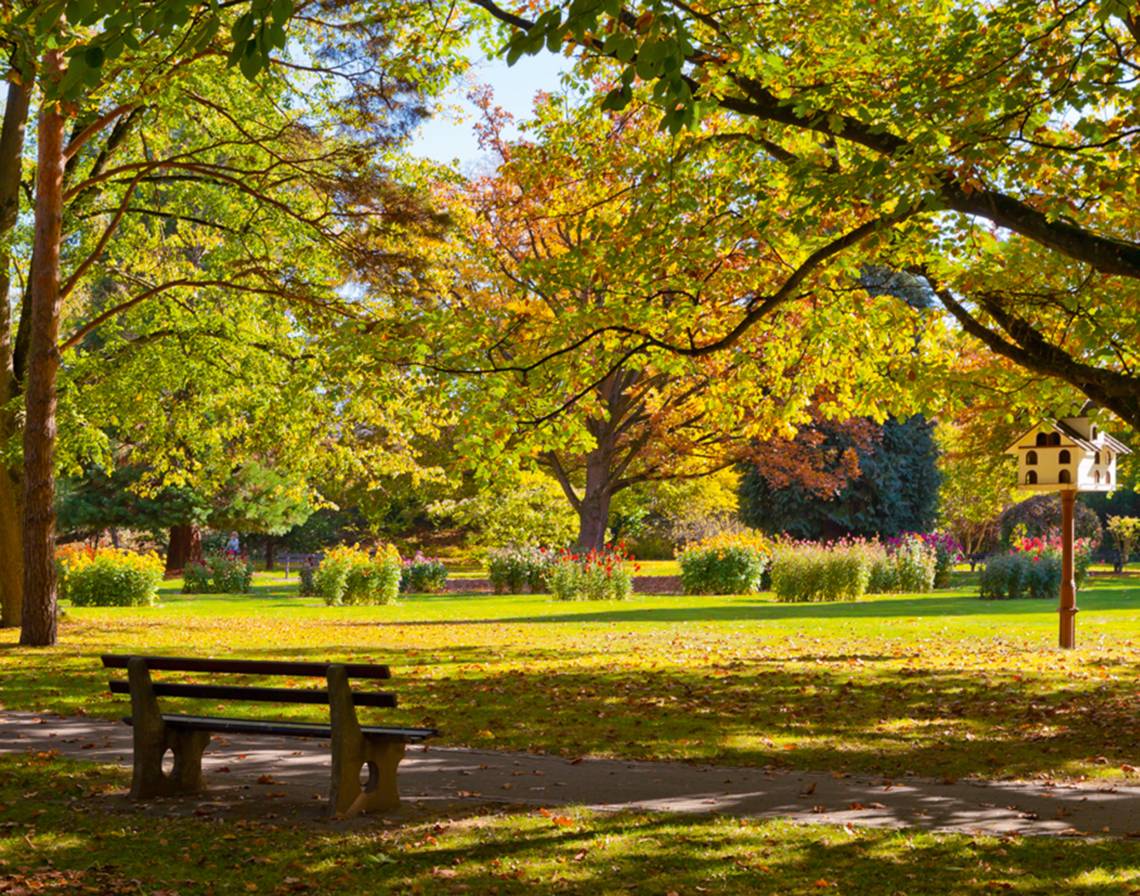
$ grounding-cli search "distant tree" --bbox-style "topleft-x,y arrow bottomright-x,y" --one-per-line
740,416 -> 940,540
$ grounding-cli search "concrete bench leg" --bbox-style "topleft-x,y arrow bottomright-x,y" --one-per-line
127,657 -> 211,799
328,664 -> 406,817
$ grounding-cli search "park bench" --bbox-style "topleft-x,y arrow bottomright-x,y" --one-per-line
102,654 -> 436,817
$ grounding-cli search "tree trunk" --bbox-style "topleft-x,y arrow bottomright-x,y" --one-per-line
265,537 -> 275,571
0,77 -> 30,628
576,489 -> 612,551
20,55 -> 67,647
575,444 -> 615,551
165,524 -> 202,575
0,474 -> 22,627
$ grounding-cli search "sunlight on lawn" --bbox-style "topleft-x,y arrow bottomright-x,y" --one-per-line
1,573 -> 1137,782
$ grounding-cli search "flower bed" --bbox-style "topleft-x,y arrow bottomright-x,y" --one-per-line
550,546 -> 634,601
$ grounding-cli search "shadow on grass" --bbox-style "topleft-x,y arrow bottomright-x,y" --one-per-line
1,753 -> 1138,896
342,587 -> 1140,627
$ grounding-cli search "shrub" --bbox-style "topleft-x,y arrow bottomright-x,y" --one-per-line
980,534 -> 1092,600
56,543 -> 94,598
889,534 -> 937,593
923,532 -> 963,588
298,560 -> 318,596
770,541 -> 871,602
207,554 -> 254,594
486,545 -> 554,594
182,561 -> 213,594
314,544 -> 401,606
864,542 -> 897,594
1013,533 -> 1094,588
980,553 -> 1028,600
63,548 -> 163,607
677,531 -> 770,594
400,554 -> 449,593
1107,516 -> 1140,569
549,546 -> 633,601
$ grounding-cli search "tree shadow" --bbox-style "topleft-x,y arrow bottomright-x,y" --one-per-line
2,752 -> 1138,896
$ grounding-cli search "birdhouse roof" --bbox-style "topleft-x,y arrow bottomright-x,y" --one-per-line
1005,420 -> 1132,455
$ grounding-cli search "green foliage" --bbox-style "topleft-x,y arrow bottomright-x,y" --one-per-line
399,555 -> 449,594
431,471 -> 577,549
181,561 -> 212,595
314,545 -> 401,606
979,553 -> 1063,601
180,553 -> 253,593
889,535 -> 937,593
486,545 -> 554,595
549,548 -> 633,601
866,546 -> 898,594
770,543 -> 872,602
934,422 -> 1018,556
56,466 -> 209,539
741,417 -> 940,540
298,561 -> 318,597
63,548 -> 163,607
677,531 -> 770,595
615,471 -> 743,558
206,554 -> 254,594
1107,516 -> 1140,566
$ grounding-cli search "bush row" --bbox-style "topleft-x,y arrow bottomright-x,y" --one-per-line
769,533 -> 956,603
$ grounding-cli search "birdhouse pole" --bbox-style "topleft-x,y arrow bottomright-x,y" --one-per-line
1059,489 -> 1077,649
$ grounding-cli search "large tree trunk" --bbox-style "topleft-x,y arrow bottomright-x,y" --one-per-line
265,536 -> 276,571
20,54 -> 67,647
165,524 -> 202,575
0,475 -> 22,627
575,437 -> 616,551
576,489 -> 612,552
0,78 -> 30,628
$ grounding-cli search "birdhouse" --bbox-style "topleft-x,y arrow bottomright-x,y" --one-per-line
1005,417 -> 1131,491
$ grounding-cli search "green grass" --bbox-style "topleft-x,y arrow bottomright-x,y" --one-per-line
1,753 -> 1137,896
2,573 -> 1138,782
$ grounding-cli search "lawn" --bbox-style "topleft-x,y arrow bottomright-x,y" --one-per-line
1,573 -> 1137,783
1,752 -> 1138,896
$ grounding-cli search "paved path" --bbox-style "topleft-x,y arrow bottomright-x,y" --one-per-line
2,712 -> 1137,836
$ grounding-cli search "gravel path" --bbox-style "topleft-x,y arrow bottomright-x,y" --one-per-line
2,711 -> 1137,836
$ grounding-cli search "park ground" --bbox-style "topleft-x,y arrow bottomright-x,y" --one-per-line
1,571 -> 1138,894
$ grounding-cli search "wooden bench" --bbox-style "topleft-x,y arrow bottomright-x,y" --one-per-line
102,654 -> 436,816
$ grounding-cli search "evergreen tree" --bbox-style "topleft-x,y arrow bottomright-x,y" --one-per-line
740,416 -> 940,539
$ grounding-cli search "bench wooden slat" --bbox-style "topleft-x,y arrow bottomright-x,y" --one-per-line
101,654 -> 391,679
108,680 -> 397,708
123,714 -> 437,741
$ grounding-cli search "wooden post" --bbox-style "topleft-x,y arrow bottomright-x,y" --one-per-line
1059,489 -> 1077,649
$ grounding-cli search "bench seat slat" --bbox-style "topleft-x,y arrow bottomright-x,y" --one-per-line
123,714 -> 437,741
101,654 -> 390,679
108,680 -> 397,708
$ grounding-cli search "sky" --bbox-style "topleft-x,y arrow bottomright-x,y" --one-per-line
408,45 -> 570,168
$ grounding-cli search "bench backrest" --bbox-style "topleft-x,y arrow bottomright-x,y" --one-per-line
102,654 -> 397,709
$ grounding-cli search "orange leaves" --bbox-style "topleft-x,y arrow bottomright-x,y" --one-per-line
538,807 -> 576,828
